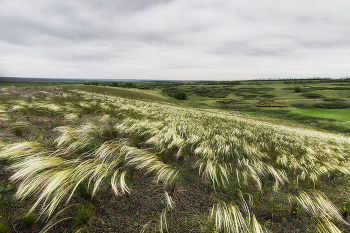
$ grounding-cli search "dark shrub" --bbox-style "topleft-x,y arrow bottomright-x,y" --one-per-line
315,101 -> 349,109
243,94 -> 258,99
302,93 -> 323,99
174,92 -> 187,100
294,86 -> 302,92
260,94 -> 276,98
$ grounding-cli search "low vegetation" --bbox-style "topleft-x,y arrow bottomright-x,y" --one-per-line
149,80 -> 350,133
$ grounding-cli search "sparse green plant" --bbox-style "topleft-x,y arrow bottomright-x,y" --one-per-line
161,192 -> 175,212
160,208 -> 168,233
0,197 -> 9,233
340,202 -> 350,219
291,199 -> 302,219
0,220 -> 10,233
74,205 -> 93,229
13,125 -> 24,136
0,185 -> 12,194
76,182 -> 93,201
22,212 -> 36,228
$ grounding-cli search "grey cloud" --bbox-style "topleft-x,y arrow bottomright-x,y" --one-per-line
1,0 -> 350,79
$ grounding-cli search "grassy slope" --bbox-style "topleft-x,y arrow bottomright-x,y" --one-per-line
1,85 -> 350,233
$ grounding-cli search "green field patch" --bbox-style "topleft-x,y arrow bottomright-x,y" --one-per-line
310,86 -> 331,90
291,108 -> 350,121
331,86 -> 350,90
238,87 -> 275,92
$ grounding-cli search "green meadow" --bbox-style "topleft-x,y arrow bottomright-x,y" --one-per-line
291,108 -> 350,121
155,80 -> 350,134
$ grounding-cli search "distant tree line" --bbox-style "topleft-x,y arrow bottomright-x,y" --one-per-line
283,77 -> 350,84
150,80 -> 243,87
196,81 -> 243,85
83,81 -> 100,86
83,81 -> 150,89
83,77 -> 350,89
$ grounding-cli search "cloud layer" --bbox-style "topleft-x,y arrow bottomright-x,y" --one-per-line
1,0 -> 350,80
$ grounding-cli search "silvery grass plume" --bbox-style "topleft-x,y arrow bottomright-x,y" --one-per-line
9,99 -> 64,116
126,146 -> 179,191
0,106 -> 8,118
314,218 -> 342,233
9,100 -> 30,112
156,192 -> 176,233
0,142 -> 47,160
6,121 -> 179,219
210,200 -> 269,233
64,113 -> 80,123
8,142 -> 132,219
0,110 -> 30,135
292,191 -> 346,224
160,208 -> 169,233
116,118 -> 163,138
10,156 -> 80,218
0,142 -> 7,153
54,123 -> 105,154
196,159 -> 230,189
34,102 -> 63,114
5,124 -> 133,219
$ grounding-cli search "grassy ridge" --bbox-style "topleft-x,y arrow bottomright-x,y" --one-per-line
64,85 -> 176,103
0,82 -> 58,86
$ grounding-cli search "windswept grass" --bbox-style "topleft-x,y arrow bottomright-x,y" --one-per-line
0,86 -> 350,232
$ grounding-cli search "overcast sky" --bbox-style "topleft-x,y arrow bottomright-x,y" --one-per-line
1,0 -> 350,80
